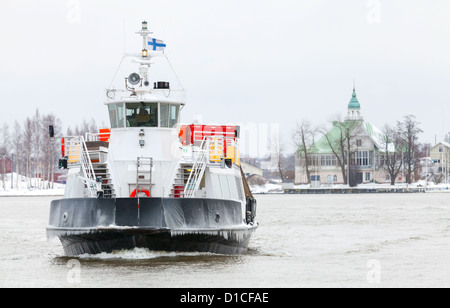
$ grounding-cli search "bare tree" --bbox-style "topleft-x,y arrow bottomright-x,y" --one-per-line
73,124 -> 81,136
293,119 -> 315,183
417,142 -> 431,182
397,115 -> 423,184
40,114 -> 61,189
0,124 -> 10,190
430,170 -> 445,185
32,109 -> 41,188
379,124 -> 403,185
271,134 -> 286,182
12,121 -> 23,189
88,118 -> 98,134
23,117 -> 34,188
7,110 -> 63,190
79,119 -> 90,137
65,118 -> 98,139
41,115 -> 52,188
66,126 -> 74,137
319,116 -> 356,185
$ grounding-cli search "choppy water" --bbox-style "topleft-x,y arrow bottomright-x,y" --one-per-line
0,193 -> 449,288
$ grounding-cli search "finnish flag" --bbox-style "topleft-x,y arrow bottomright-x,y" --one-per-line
148,38 -> 166,51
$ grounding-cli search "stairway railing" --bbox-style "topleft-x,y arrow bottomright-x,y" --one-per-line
183,136 -> 213,198
65,136 -> 99,197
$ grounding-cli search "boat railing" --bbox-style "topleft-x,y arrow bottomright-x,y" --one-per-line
192,130 -> 236,144
85,129 -> 111,143
64,136 -> 99,198
184,137 -> 209,198
105,88 -> 186,104
182,136 -> 240,165
182,136 -> 240,198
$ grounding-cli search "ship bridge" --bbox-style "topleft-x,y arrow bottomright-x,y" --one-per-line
106,97 -> 183,129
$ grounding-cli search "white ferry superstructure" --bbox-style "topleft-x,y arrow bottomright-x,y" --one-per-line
46,21 -> 258,255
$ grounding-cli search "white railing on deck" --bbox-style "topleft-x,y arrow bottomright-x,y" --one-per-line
184,136 -> 238,198
85,131 -> 111,142
65,136 -> 98,198
182,135 -> 240,198
184,137 -> 209,198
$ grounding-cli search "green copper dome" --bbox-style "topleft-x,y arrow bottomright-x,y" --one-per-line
348,87 -> 360,109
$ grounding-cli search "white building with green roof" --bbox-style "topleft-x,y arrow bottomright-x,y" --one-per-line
295,88 -> 399,186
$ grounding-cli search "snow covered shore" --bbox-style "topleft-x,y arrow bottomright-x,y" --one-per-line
0,173 -> 65,197
250,180 -> 450,194
1,172 -> 448,197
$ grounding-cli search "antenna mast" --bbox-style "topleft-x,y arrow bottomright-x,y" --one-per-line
133,21 -> 153,87
136,21 -> 152,58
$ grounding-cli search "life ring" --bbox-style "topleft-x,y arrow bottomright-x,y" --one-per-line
130,189 -> 151,198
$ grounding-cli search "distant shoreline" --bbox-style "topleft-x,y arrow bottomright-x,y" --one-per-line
250,182 -> 450,195
0,195 -> 64,198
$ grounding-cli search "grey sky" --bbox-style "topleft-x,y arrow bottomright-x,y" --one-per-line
1,0 -> 449,155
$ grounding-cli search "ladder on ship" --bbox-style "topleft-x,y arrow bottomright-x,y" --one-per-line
136,157 -> 153,196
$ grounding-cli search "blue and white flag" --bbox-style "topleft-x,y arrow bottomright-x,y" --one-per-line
148,38 -> 166,51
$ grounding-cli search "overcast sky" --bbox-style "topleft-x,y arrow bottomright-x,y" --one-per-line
1,0 -> 450,156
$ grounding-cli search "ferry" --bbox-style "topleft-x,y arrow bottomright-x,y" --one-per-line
46,21 -> 258,256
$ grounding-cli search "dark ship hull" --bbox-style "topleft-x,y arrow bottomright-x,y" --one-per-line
46,197 -> 257,256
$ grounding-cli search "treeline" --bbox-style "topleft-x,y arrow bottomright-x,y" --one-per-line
0,108 -> 99,190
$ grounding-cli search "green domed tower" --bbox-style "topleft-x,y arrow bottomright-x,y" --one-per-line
345,87 -> 363,121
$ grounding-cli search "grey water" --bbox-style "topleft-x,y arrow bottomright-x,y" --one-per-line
0,193 -> 449,288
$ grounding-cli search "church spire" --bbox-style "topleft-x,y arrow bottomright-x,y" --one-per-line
345,85 -> 363,121
348,86 -> 360,109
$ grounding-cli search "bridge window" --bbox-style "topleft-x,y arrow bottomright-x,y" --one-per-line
125,102 -> 158,127
108,103 -> 125,128
160,104 -> 180,128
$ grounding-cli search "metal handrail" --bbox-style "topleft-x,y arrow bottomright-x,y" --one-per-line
65,136 -> 98,197
184,136 -> 209,198
182,135 -> 240,198
85,131 -> 111,142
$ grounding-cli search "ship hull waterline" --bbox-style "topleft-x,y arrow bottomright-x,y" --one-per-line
46,197 -> 257,256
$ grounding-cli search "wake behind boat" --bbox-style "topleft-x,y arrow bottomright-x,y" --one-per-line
46,21 -> 258,256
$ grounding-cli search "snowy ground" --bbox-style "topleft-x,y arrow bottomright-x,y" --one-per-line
0,173 -> 65,197
250,180 -> 450,194
1,172 -> 448,196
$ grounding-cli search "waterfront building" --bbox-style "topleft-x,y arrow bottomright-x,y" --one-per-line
429,141 -> 450,182
295,87 -> 400,186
